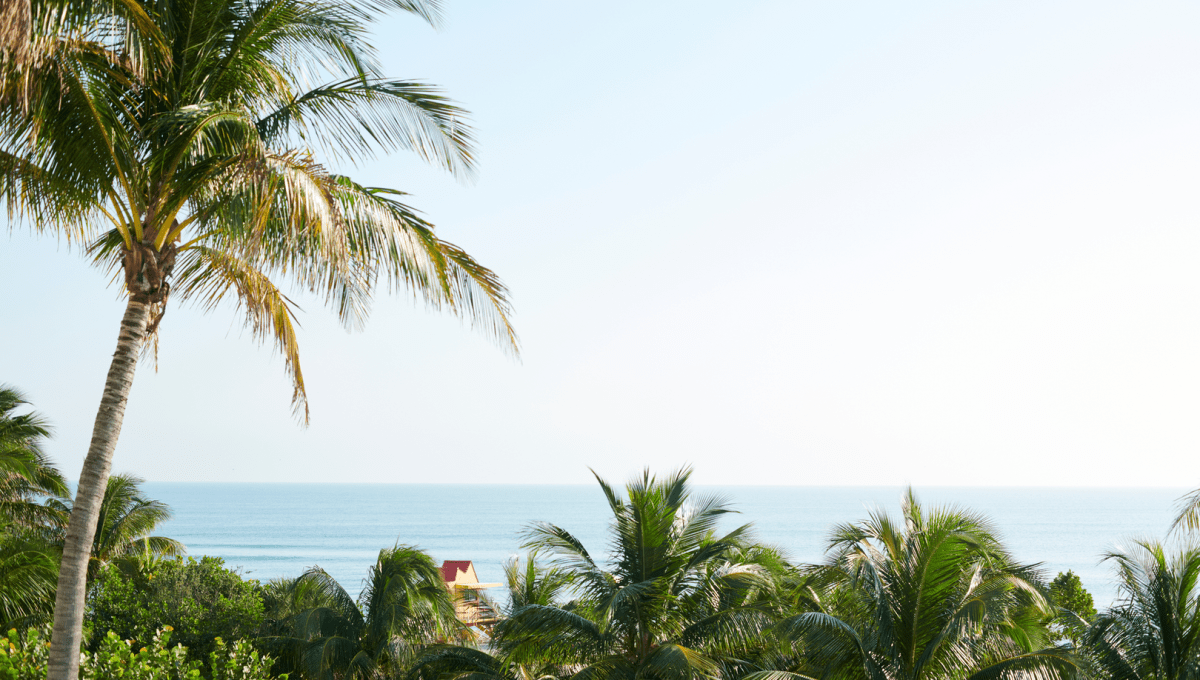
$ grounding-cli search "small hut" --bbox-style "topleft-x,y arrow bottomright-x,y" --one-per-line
440,560 -> 501,630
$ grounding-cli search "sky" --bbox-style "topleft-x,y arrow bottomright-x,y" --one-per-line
3,1 -> 1200,486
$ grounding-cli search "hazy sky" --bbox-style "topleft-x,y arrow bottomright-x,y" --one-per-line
4,1 -> 1200,486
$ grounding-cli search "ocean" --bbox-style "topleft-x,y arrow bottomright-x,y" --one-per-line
143,483 -> 1191,608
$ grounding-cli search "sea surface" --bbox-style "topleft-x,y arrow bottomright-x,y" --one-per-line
143,484 -> 1191,609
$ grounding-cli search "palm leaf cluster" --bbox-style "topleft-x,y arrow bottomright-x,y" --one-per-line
0,385 -> 66,630
490,468 -> 779,680
1082,541 -> 1200,680
58,472 -> 185,577
760,490 -> 1074,680
1,0 -> 516,421
0,384 -> 68,532
261,544 -> 462,680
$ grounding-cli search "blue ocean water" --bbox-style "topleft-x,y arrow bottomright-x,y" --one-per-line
143,484 -> 1189,608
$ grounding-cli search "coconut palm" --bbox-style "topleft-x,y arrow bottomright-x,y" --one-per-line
503,552 -> 573,615
757,490 -> 1075,680
0,385 -> 65,630
261,544 -> 461,680
1083,540 -> 1200,680
0,385 -> 68,530
0,0 -> 516,674
0,532 -> 58,630
48,472 -> 184,577
492,467 -> 778,680
0,386 -> 62,628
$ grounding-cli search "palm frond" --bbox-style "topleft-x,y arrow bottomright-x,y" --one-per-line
173,246 -> 309,421
1171,487 -> 1200,535
257,78 -> 475,176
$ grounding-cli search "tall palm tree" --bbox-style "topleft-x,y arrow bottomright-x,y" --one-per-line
493,467 -> 778,680
0,0 -> 516,674
1083,540 -> 1200,680
261,544 -> 461,680
758,490 -> 1075,680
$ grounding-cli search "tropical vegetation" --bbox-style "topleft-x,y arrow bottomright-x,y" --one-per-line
14,384 -> 1200,680
763,491 -> 1075,680
493,468 -> 782,680
1082,541 -> 1200,680
0,385 -> 63,632
0,626 -> 280,680
0,0 -> 517,670
4,0 -> 1200,679
87,555 -> 265,668
0,385 -> 67,532
18,446 -> 1200,680
0,388 -> 185,637
45,472 -> 185,583
1048,570 -> 1097,646
260,544 -> 460,680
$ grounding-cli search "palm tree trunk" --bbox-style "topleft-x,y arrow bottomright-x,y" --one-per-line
47,298 -> 150,680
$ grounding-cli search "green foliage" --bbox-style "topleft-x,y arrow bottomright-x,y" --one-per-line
493,467 -> 780,680
260,545 -> 459,680
763,489 -> 1076,680
501,552 -> 572,614
85,629 -> 203,680
206,638 -> 282,680
54,473 -> 184,579
1,390 -> 185,632
1049,571 -> 1097,620
0,627 -> 49,680
0,386 -> 68,513
87,556 -> 265,669
0,537 -> 57,632
0,387 -> 65,631
1047,570 -> 1096,645
0,627 -> 282,680
1083,541 -> 1200,680
1,0 -> 516,423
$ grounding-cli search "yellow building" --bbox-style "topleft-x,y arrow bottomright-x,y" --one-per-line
440,560 -> 501,631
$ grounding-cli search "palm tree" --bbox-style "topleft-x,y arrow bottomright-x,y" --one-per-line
0,531 -> 58,630
503,552 -> 573,615
48,473 -> 184,578
1083,540 -> 1200,680
493,467 -> 778,680
0,385 -> 68,530
0,385 -> 65,630
758,489 -> 1075,680
262,544 -> 461,680
0,0 -> 516,673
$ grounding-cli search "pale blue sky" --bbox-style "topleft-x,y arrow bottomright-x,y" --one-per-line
4,1 -> 1200,485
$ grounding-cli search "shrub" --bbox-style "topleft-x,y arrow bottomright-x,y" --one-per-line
87,556 -> 265,667
0,627 -> 282,680
1047,569 -> 1097,645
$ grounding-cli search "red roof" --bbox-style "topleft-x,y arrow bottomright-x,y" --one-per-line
441,560 -> 473,583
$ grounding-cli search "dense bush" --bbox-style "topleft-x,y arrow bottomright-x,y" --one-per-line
1048,569 -> 1097,645
0,627 -> 281,680
87,556 -> 264,667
